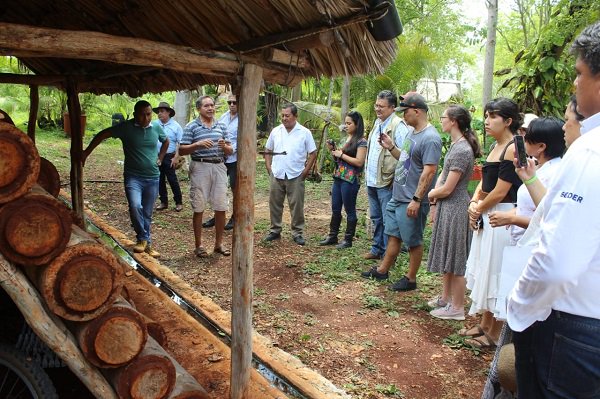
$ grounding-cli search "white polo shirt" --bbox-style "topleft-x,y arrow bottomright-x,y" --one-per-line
507,112 -> 600,332
266,122 -> 316,179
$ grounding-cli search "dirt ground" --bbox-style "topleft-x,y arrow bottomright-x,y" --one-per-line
46,140 -> 490,399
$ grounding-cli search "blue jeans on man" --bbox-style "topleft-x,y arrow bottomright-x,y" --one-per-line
513,310 -> 600,398
124,174 -> 159,243
367,185 -> 392,257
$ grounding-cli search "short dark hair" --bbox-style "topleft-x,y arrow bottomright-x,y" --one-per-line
195,96 -> 214,108
525,117 -> 566,160
569,94 -> 585,121
571,21 -> 600,75
484,98 -> 522,134
282,103 -> 298,116
377,90 -> 398,108
134,100 -> 151,114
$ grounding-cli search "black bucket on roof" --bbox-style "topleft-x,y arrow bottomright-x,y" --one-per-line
367,0 -> 403,41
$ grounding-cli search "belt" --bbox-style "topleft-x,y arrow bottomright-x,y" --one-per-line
192,157 -> 223,164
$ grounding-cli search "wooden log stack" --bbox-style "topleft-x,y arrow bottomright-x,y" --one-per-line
0,123 -> 211,397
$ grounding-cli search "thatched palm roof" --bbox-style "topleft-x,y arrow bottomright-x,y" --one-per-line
0,0 -> 398,95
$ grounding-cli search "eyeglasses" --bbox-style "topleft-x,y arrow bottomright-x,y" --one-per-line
374,104 -> 391,110
439,116 -> 449,121
227,101 -> 237,105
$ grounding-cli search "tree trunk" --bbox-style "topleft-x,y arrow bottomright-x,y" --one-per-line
0,122 -> 41,204
0,185 -> 72,266
76,298 -> 148,368
482,0 -> 498,146
107,337 -> 175,399
28,225 -> 124,321
341,75 -> 349,123
173,90 -> 191,128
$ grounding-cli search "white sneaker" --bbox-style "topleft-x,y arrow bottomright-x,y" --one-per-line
430,305 -> 465,320
427,296 -> 448,309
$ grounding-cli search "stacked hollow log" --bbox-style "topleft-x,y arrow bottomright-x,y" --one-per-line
0,123 -> 209,398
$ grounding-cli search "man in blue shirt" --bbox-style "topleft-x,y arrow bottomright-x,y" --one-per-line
153,102 -> 184,212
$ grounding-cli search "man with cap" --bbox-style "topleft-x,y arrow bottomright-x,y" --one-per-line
361,92 -> 442,292
153,101 -> 184,212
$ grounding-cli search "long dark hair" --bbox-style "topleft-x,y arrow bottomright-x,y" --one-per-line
484,98 -> 522,134
343,110 -> 365,156
446,105 -> 482,158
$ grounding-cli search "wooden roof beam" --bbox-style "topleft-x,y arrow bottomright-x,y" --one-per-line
0,23 -> 307,86
0,72 -> 65,86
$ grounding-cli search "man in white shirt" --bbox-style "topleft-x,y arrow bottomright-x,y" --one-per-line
264,104 -> 317,246
507,21 -> 600,398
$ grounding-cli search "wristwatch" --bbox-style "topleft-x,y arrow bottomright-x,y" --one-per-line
412,195 -> 421,203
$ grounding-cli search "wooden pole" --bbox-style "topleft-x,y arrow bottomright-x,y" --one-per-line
27,84 -> 38,143
230,63 -> 262,399
66,79 -> 85,228
0,254 -> 117,399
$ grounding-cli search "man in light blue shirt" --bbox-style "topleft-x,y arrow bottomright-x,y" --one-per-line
153,102 -> 184,212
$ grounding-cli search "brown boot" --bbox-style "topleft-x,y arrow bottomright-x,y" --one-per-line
133,240 -> 147,253
144,244 -> 160,258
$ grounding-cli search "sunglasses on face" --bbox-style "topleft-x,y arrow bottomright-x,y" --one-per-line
227,101 -> 237,105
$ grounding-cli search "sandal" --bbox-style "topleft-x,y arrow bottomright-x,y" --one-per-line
465,332 -> 497,349
194,246 -> 209,258
458,325 -> 485,338
213,246 -> 231,256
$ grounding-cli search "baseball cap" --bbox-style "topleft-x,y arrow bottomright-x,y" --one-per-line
395,92 -> 428,112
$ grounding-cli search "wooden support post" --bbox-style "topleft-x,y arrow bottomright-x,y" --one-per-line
27,84 -> 38,143
66,80 -> 85,228
230,63 -> 262,399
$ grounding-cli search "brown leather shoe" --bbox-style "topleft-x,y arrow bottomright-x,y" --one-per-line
175,204 -> 183,212
155,203 -> 168,211
363,252 -> 382,260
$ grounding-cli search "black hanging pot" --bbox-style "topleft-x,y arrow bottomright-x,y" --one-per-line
366,0 -> 403,41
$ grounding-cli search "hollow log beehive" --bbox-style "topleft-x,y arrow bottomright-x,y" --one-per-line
0,121 -> 40,204
0,185 -> 72,265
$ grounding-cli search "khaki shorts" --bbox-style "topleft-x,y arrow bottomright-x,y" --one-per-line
189,161 -> 228,213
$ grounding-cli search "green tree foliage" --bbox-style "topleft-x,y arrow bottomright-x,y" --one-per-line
498,0 -> 600,116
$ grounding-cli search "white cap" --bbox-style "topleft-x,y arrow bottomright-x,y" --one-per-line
522,113 -> 538,129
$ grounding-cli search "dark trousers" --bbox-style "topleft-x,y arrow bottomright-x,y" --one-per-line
513,310 -> 600,398
331,178 -> 360,222
226,161 -> 237,191
158,153 -> 182,205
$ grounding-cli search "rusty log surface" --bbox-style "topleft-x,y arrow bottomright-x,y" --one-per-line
0,121 -> 40,204
28,225 -> 124,321
0,254 -> 118,398
37,157 -> 61,197
107,336 -> 176,399
0,185 -> 72,266
77,298 -> 148,368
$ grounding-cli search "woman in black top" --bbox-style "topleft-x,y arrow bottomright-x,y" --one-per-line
460,98 -> 523,348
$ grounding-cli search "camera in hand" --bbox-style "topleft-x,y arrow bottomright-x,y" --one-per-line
514,135 -> 528,168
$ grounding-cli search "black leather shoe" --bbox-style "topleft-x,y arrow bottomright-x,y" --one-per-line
224,218 -> 234,231
202,217 -> 215,228
388,276 -> 417,291
264,232 -> 281,242
319,235 -> 338,246
360,267 -> 389,280
293,236 -> 306,246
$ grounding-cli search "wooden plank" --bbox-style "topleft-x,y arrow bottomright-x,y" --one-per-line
230,63 -> 262,399
0,23 -> 306,86
0,254 -> 117,399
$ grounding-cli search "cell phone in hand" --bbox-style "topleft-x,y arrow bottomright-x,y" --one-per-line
514,135 -> 528,168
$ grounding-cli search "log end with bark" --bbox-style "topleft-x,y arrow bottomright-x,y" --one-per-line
0,122 -> 40,204
0,185 -> 72,265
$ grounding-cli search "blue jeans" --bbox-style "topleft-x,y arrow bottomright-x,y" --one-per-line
124,175 -> 159,243
513,310 -> 600,398
331,178 -> 360,222
367,185 -> 393,257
